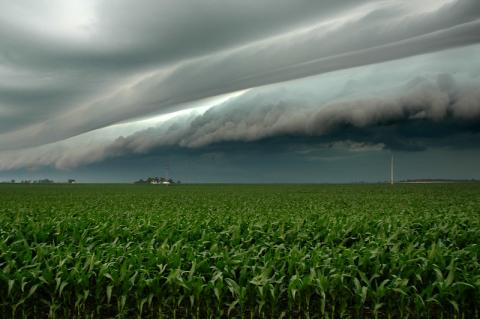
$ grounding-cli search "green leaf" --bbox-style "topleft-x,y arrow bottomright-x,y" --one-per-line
7,279 -> 14,296
107,285 -> 113,303
26,284 -> 39,299
449,300 -> 459,313
361,286 -> 368,305
59,282 -> 68,297
445,269 -> 454,287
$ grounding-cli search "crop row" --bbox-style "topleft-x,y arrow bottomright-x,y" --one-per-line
0,184 -> 479,318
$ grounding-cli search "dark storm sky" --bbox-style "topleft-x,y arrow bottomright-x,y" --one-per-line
0,0 -> 479,182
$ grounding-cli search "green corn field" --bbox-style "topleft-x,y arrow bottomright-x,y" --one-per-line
0,183 -> 479,318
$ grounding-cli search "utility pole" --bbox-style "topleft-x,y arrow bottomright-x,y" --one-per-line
165,158 -> 170,180
390,154 -> 394,185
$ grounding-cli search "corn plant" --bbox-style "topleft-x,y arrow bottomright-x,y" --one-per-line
0,183 -> 479,318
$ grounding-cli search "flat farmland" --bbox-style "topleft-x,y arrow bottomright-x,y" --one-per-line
0,184 -> 479,318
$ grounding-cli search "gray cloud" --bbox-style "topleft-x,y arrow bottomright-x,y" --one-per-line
104,74 -> 480,149
1,59 -> 479,171
1,0 -> 480,150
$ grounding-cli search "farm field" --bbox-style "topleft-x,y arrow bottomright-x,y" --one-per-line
0,184 -> 479,318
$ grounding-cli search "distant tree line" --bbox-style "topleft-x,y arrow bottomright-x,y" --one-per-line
1,179 -> 77,184
0,179 -> 55,184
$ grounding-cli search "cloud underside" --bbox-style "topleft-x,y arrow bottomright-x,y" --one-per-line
1,44 -> 479,171
1,0 -> 480,150
0,0 -> 480,172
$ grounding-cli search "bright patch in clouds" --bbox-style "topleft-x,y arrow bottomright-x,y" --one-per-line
134,90 -> 249,128
52,1 -> 95,37
3,0 -> 95,38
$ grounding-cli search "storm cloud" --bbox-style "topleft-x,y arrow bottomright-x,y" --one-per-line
1,44 -> 479,171
1,0 -> 480,149
0,0 -> 479,180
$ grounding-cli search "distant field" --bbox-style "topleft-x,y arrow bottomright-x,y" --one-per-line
0,184 -> 479,318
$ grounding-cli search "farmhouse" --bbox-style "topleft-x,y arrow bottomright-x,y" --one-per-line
134,177 -> 175,185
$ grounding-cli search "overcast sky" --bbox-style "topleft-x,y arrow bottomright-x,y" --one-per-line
0,0 -> 479,182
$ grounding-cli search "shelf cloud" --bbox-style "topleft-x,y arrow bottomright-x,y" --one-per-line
1,45 -> 479,171
0,0 -> 479,180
